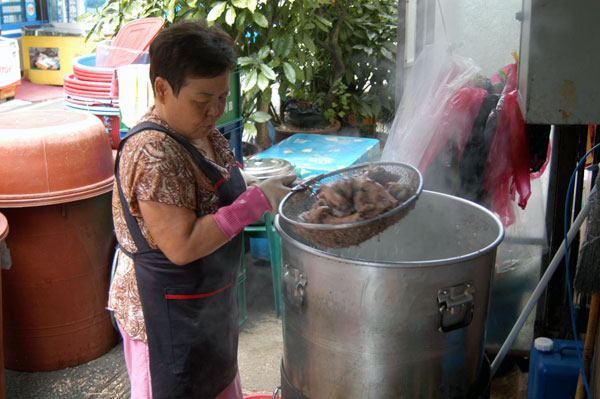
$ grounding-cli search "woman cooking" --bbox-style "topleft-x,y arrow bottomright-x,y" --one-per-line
108,21 -> 296,399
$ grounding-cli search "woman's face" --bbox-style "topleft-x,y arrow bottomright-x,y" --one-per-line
157,72 -> 230,139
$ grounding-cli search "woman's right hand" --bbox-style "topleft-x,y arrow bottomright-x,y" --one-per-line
258,172 -> 297,213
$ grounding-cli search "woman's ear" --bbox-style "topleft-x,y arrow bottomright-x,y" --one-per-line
154,77 -> 171,104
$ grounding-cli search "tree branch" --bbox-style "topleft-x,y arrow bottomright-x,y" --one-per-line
325,2 -> 347,108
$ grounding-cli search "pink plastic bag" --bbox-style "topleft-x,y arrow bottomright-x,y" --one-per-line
484,63 -> 531,226
418,86 -> 488,173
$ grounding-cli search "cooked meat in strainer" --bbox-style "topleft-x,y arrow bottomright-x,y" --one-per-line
298,166 -> 414,224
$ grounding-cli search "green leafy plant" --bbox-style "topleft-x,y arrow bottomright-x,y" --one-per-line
80,0 -> 397,146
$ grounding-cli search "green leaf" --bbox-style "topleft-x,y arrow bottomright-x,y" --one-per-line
244,122 -> 257,138
272,37 -> 283,55
257,72 -> 270,91
294,65 -> 305,81
250,111 -> 272,123
237,56 -> 255,66
257,46 -> 270,60
253,12 -> 268,28
236,10 -> 246,28
283,62 -> 296,83
259,63 -> 276,80
282,34 -> 294,58
242,69 -> 258,92
225,6 -> 236,25
246,0 -> 257,13
207,2 -> 226,22
314,18 -> 328,32
380,46 -> 393,62
302,34 -> 316,53
231,0 -> 247,8
315,15 -> 332,28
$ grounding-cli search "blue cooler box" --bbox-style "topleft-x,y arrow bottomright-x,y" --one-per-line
255,133 -> 380,180
527,337 -> 584,399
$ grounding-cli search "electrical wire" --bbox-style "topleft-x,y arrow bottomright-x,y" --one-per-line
564,141 -> 600,399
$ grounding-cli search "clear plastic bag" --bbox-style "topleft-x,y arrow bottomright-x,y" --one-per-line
381,44 -> 482,167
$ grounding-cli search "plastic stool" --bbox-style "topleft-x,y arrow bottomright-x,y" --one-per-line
241,213 -> 283,317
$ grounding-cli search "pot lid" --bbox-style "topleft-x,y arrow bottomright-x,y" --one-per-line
0,110 -> 114,207
0,212 -> 7,242
244,157 -> 294,180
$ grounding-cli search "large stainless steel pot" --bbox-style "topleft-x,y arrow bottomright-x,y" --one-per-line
275,190 -> 504,399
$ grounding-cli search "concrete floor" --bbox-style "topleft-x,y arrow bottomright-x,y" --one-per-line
3,250 -> 528,398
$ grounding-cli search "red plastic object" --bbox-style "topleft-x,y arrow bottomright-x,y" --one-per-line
104,17 -> 164,68
484,63 -> 532,227
0,110 -> 114,207
63,73 -> 111,91
1,198 -> 118,371
64,95 -> 119,108
63,86 -> 113,99
93,113 -> 122,149
73,66 -> 113,82
0,212 -> 6,399
0,110 -> 117,371
243,394 -> 281,399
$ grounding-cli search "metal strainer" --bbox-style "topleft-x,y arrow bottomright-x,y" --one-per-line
278,161 -> 423,248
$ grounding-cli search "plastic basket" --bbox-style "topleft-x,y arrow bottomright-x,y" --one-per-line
72,55 -> 114,82
217,67 -> 241,127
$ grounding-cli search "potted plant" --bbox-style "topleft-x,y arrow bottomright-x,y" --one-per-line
81,0 -> 397,147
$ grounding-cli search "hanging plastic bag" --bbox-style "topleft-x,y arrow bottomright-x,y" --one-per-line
483,63 -> 532,227
381,44 -> 482,168
417,86 -> 489,173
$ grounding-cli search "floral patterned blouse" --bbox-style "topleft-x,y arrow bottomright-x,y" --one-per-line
107,106 -> 237,342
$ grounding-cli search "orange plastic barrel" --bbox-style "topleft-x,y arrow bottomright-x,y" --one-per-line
0,212 -> 8,399
0,110 -> 118,371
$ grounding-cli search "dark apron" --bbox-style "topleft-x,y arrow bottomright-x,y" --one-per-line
114,122 -> 245,399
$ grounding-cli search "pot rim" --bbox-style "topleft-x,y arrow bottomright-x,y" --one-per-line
274,190 -> 505,268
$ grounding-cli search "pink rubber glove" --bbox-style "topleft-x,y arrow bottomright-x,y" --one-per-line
213,186 -> 271,240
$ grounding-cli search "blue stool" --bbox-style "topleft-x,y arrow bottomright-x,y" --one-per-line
241,212 -> 283,317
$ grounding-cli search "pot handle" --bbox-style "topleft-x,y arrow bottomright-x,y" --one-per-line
282,263 -> 307,313
437,282 -> 475,332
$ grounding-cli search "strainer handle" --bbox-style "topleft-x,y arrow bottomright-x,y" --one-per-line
291,175 -> 320,192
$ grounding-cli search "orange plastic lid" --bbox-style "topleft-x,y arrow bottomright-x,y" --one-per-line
0,212 -> 8,242
104,17 -> 165,68
0,110 -> 114,207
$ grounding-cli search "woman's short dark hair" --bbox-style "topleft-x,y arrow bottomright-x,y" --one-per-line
149,21 -> 237,96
